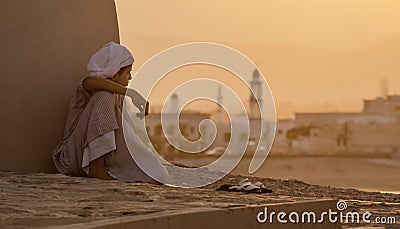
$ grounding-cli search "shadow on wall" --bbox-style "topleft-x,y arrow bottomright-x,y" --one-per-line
0,0 -> 120,172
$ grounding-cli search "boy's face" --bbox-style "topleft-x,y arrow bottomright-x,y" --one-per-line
112,65 -> 132,86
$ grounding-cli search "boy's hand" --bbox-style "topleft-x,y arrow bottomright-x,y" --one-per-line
145,101 -> 149,116
127,89 -> 147,113
136,102 -> 149,120
136,112 -> 146,120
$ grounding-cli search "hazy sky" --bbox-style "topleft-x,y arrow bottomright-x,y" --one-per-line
115,0 -> 400,119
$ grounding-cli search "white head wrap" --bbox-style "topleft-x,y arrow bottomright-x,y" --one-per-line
87,42 -> 134,78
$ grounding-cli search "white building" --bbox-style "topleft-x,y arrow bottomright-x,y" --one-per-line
272,95 -> 400,155
145,93 -> 211,159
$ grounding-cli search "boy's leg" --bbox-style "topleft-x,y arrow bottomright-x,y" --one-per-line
88,155 -> 114,180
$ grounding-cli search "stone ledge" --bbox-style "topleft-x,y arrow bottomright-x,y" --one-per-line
1,172 -> 399,228
51,199 -> 340,229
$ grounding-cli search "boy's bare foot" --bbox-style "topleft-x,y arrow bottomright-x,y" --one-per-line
88,172 -> 114,180
88,155 -> 115,180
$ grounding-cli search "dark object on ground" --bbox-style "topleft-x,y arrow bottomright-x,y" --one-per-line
216,178 -> 273,194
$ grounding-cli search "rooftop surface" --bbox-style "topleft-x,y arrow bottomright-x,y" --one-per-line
0,172 -> 399,228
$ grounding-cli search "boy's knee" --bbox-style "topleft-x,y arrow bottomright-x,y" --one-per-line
91,91 -> 113,100
90,91 -> 115,106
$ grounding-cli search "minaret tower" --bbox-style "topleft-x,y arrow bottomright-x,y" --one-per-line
169,93 -> 179,114
216,85 -> 223,123
249,68 -> 263,119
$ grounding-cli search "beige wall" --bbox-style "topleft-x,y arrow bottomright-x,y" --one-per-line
0,0 -> 120,172
347,123 -> 400,153
363,96 -> 400,116
295,113 -> 359,126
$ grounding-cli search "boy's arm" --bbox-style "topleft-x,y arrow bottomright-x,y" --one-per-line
83,76 -> 149,115
82,76 -> 127,95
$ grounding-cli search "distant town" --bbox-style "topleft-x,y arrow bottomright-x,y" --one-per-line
139,69 -> 400,157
